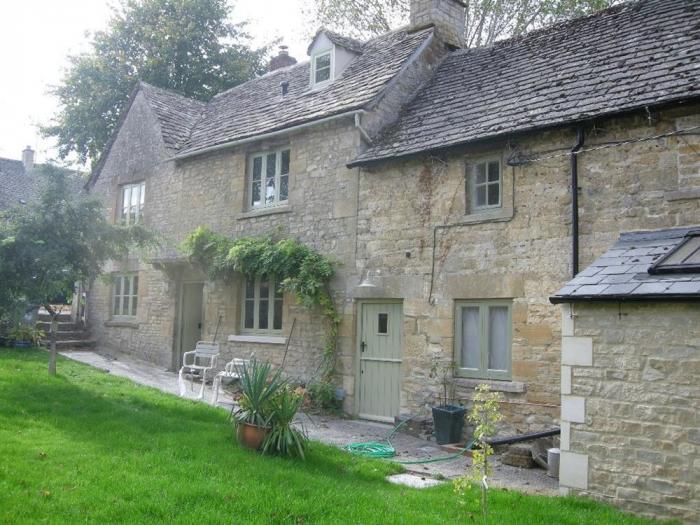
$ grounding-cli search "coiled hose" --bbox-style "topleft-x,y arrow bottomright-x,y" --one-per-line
345,417 -> 474,464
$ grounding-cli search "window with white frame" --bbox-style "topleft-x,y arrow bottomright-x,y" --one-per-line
469,159 -> 501,211
312,50 -> 332,86
119,182 -> 145,224
455,300 -> 511,380
112,274 -> 139,317
242,275 -> 283,333
249,149 -> 290,209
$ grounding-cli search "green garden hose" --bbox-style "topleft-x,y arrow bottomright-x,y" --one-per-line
344,417 -> 475,464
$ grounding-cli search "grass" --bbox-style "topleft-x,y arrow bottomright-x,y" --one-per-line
0,348 -> 663,525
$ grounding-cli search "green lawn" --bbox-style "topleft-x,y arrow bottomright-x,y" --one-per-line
0,349 -> 663,524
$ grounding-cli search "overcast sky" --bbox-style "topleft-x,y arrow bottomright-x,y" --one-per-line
0,0 -> 309,164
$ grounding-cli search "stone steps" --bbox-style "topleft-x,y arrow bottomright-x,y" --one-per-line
36,321 -> 82,333
41,339 -> 96,350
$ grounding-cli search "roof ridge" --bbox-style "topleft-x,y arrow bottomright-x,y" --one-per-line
464,0 -> 640,54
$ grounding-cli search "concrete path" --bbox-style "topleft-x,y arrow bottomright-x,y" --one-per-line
61,350 -> 558,494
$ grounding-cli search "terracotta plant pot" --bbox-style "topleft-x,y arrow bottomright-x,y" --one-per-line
236,422 -> 268,450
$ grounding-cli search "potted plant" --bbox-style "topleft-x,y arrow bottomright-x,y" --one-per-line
233,359 -> 285,450
8,325 -> 44,349
262,386 -> 308,459
430,361 -> 467,445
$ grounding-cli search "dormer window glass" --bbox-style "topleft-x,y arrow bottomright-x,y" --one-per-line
312,51 -> 332,86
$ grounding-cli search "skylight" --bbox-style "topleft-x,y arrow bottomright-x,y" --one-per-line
649,234 -> 700,274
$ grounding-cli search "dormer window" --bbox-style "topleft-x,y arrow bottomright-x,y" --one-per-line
312,50 -> 333,87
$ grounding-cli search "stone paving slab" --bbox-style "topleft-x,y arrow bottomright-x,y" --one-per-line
60,350 -> 558,495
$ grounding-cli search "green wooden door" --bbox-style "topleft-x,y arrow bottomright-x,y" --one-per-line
358,302 -> 402,422
178,282 -> 203,368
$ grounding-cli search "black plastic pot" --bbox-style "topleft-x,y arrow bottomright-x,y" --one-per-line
432,405 -> 467,445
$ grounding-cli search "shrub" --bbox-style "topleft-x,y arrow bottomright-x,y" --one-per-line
307,380 -> 340,412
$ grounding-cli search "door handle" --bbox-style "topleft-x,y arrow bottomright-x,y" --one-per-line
198,322 -> 202,329
360,341 -> 366,353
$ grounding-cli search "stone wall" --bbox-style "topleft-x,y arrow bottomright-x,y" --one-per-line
88,103 -> 366,406
356,105 -> 700,433
558,302 -> 699,524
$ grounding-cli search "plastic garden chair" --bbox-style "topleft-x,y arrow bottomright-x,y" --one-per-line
178,341 -> 219,400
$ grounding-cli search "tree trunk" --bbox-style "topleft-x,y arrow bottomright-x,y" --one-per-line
48,311 -> 57,376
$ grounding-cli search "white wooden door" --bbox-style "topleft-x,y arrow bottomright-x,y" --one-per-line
358,302 -> 402,422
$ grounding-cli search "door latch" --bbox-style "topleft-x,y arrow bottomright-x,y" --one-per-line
360,341 -> 366,353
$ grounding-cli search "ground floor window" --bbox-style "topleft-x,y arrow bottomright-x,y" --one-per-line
113,274 -> 138,318
242,275 -> 283,333
455,300 -> 511,380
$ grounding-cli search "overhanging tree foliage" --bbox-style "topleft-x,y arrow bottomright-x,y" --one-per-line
0,165 -> 154,375
304,0 -> 619,45
42,0 -> 268,166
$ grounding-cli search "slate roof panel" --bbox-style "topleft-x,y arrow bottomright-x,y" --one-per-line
177,27 -> 434,156
551,226 -> 700,302
0,158 -> 34,210
351,0 -> 700,166
139,83 -> 206,152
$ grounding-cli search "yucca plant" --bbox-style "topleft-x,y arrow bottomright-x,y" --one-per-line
262,386 -> 308,459
234,359 -> 286,428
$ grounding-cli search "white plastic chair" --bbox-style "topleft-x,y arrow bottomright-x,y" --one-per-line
178,341 -> 220,400
211,357 -> 250,405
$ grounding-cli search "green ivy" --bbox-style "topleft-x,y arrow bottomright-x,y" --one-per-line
182,227 -> 340,380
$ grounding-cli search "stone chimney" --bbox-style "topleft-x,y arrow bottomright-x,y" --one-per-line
21,146 -> 34,171
269,45 -> 298,72
410,0 -> 466,48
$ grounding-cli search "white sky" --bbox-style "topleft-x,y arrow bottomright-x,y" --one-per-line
0,0 -> 309,164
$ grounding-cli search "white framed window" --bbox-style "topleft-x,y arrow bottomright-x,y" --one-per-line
112,274 -> 139,318
311,50 -> 333,87
455,300 -> 511,380
469,159 -> 501,211
242,275 -> 283,333
119,182 -> 145,224
249,149 -> 290,209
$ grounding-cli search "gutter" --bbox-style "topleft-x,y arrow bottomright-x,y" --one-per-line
172,109 -> 366,161
549,293 -> 700,305
570,127 -> 585,278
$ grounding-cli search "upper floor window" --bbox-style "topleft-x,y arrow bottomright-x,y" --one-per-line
249,149 -> 290,209
242,275 -> 283,333
469,159 -> 501,211
455,300 -> 511,380
120,182 -> 145,224
312,50 -> 333,87
113,274 -> 138,318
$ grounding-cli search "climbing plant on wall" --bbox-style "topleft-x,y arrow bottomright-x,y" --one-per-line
182,227 -> 340,380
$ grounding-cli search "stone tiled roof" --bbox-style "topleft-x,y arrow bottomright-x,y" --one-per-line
176,27 -> 434,157
550,227 -> 700,303
140,83 -> 206,151
0,158 -> 37,210
350,0 -> 700,167
308,28 -> 365,54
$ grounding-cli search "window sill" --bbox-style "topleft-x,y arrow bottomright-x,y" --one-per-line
462,207 -> 514,224
454,377 -> 526,393
228,335 -> 286,345
237,205 -> 292,220
104,320 -> 139,329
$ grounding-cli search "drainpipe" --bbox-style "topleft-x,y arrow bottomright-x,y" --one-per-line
571,127 -> 585,278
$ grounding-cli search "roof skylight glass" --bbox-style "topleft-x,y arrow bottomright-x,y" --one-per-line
649,234 -> 700,274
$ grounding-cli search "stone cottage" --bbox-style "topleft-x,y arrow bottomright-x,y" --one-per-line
86,0 -> 699,447
550,227 -> 699,523
0,147 -> 40,210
